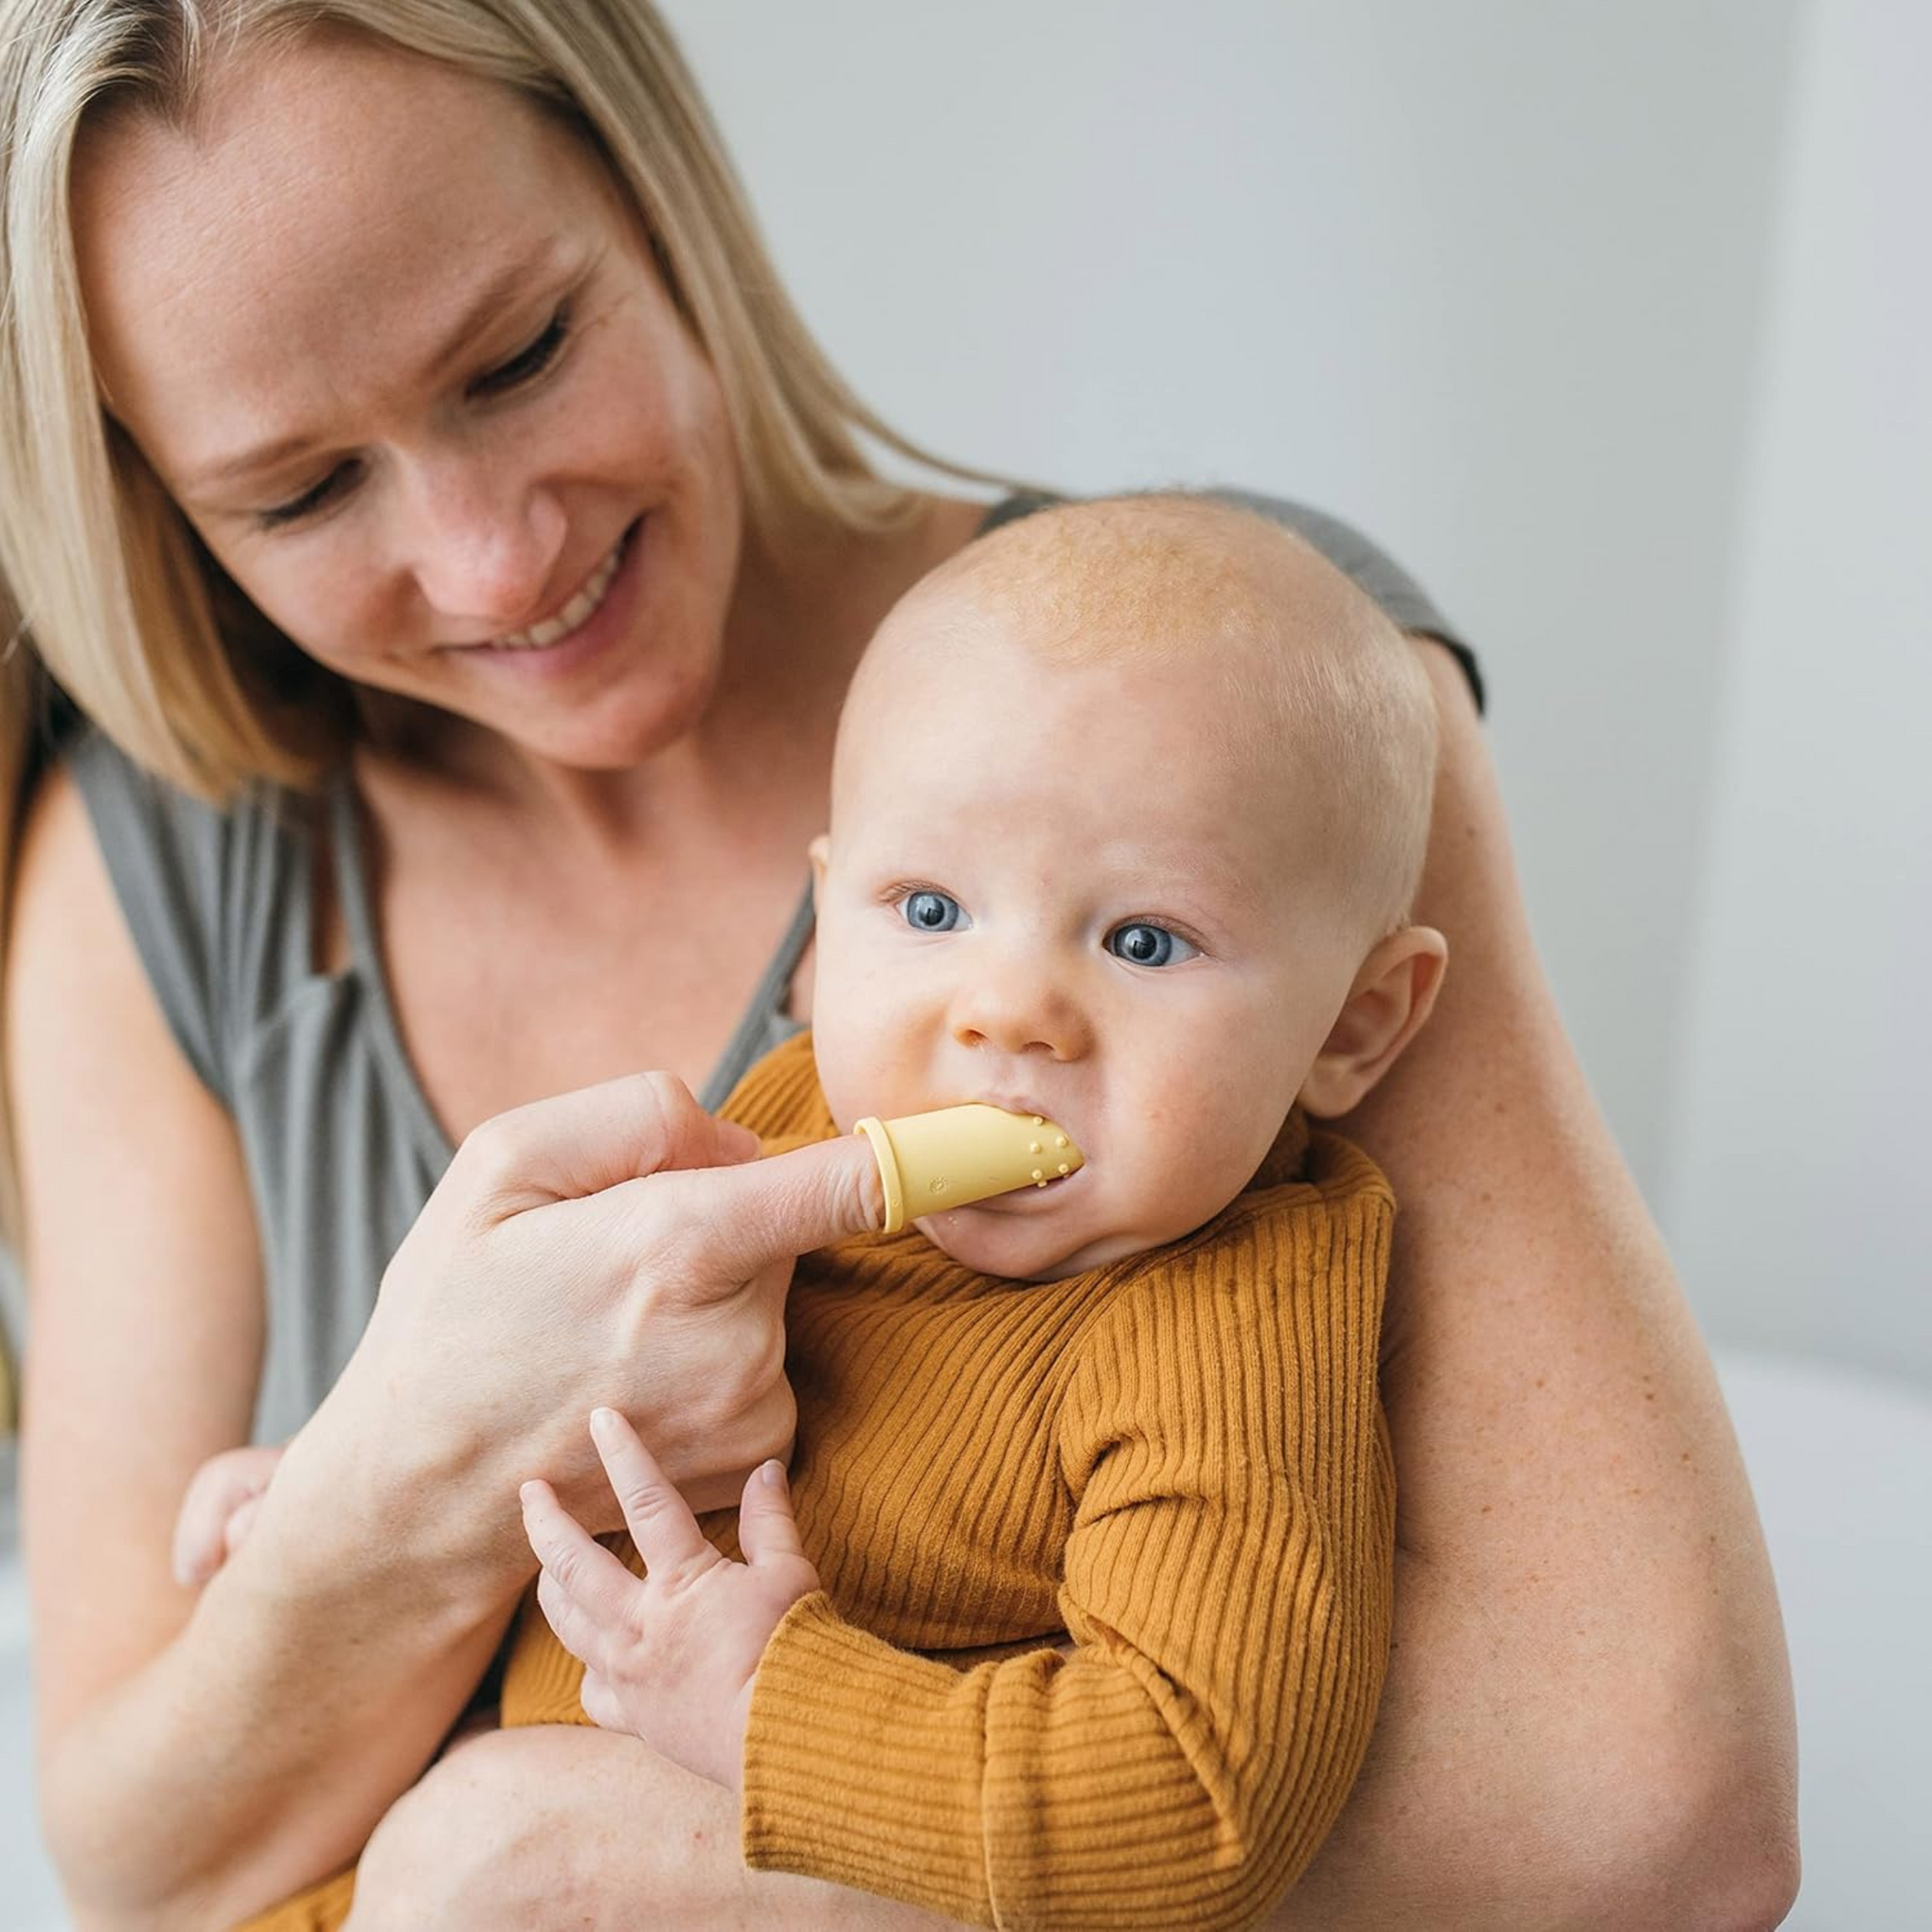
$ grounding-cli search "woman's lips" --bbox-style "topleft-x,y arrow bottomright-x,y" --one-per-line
442,517 -> 643,667
490,531 -> 629,649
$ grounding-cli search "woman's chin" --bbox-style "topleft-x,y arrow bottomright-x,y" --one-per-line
484,663 -> 723,773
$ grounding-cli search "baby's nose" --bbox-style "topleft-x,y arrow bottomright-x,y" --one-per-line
949,967 -> 1091,1061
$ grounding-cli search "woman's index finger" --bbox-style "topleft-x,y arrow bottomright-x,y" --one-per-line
588,1407 -> 713,1575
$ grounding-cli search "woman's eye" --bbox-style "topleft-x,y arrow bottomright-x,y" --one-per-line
902,890 -> 964,933
472,309 -> 570,398
259,462 -> 357,528
1105,921 -> 1195,968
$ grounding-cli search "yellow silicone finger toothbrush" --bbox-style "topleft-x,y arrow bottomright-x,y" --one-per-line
854,1104 -> 1085,1235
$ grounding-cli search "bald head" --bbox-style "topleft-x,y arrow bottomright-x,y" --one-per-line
839,496 -> 1439,939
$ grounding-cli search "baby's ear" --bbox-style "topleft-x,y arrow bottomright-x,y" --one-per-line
1297,927 -> 1448,1119
807,833 -> 830,908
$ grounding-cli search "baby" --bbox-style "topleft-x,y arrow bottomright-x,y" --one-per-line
512,495 -> 1447,1927
178,495 -> 1445,1927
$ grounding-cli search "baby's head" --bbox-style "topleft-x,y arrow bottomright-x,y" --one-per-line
810,496 -> 1446,1280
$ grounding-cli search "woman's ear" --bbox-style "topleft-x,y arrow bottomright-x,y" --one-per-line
807,833 -> 830,907
1297,926 -> 1448,1118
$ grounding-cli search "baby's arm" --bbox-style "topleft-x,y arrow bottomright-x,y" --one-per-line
171,1443 -> 286,1588
738,1239 -> 1392,1928
523,1185 -> 1390,1931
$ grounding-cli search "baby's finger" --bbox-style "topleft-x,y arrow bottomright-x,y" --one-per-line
588,1408 -> 711,1575
171,1482 -> 228,1589
170,1449 -> 276,1588
520,1477 -> 647,1625
222,1494 -> 264,1559
535,1565 -> 604,1670
579,1667 -> 627,1735
736,1459 -> 808,1571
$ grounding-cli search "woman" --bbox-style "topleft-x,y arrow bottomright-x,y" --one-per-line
0,2 -> 1797,1926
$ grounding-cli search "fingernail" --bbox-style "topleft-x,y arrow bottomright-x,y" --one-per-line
519,1481 -> 540,1506
591,1406 -> 620,1442
760,1459 -> 787,1491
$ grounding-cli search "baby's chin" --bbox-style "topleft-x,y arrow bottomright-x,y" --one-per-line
911,1199 -> 1157,1284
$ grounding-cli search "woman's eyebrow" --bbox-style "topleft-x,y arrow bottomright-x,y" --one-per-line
184,247 -> 567,492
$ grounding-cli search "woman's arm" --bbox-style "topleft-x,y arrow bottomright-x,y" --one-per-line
9,767 -> 890,1927
10,768 -> 520,1927
1270,642 -> 1799,1927
348,1726 -> 959,1932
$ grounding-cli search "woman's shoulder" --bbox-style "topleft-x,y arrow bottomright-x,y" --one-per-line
56,724 -> 328,1101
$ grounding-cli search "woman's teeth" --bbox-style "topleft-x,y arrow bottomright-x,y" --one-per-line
492,534 -> 626,650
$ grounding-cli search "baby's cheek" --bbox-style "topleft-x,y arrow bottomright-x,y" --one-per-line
809,953 -> 922,1131
1122,1096 -> 1271,1242
806,988 -> 875,1131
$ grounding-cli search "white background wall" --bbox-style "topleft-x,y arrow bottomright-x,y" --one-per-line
1669,0 -> 1932,1385
661,0 -> 1928,1387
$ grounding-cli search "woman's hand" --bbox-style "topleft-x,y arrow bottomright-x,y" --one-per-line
281,1071 -> 884,1582
522,1409 -> 818,1791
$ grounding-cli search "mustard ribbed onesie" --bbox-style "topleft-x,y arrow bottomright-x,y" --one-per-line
501,1031 -> 1397,1929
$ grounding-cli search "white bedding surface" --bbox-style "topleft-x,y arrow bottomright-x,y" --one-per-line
3,1356 -> 1927,1928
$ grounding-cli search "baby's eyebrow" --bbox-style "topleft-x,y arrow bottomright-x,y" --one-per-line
1104,840 -> 1263,913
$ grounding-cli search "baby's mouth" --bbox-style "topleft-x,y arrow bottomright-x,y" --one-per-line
854,1100 -> 1085,1233
966,1101 -> 1082,1183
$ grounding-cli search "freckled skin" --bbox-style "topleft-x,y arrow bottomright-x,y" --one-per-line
71,34 -> 745,776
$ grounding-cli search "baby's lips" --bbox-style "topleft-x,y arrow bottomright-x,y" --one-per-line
854,1104 -> 1085,1235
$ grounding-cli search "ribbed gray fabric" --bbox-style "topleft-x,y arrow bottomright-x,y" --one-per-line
62,492 -> 1470,1442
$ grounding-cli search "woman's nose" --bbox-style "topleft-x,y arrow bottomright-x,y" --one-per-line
949,960 -> 1092,1062
397,456 -> 568,633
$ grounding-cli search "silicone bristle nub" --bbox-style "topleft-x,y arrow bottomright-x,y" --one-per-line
854,1104 -> 1084,1235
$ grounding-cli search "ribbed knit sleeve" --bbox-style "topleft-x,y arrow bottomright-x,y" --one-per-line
741,1160 -> 1397,1930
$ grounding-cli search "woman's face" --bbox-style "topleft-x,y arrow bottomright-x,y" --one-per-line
72,31 -> 745,771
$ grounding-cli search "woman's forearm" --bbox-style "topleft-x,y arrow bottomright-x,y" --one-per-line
349,1725 -> 961,1932
1261,644 -> 1798,1928
43,1425 -> 525,1929
10,771 -> 530,1927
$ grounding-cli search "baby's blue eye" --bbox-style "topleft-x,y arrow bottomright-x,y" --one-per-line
1106,922 -> 1194,968
903,889 -> 963,932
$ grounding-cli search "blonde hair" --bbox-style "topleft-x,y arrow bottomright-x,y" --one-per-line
0,0 -> 993,1239
854,495 -> 1440,940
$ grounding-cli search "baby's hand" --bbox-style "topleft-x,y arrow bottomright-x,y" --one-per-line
171,1443 -> 286,1588
520,1408 -> 817,1793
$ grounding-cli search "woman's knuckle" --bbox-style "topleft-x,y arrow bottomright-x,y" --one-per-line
631,1070 -> 696,1143
638,1068 -> 692,1112
454,1113 -> 525,1194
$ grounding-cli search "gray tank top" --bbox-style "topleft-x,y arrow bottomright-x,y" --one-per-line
65,491 -> 1473,1442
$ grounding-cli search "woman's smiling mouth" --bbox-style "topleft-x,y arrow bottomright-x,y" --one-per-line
452,520 -> 638,655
